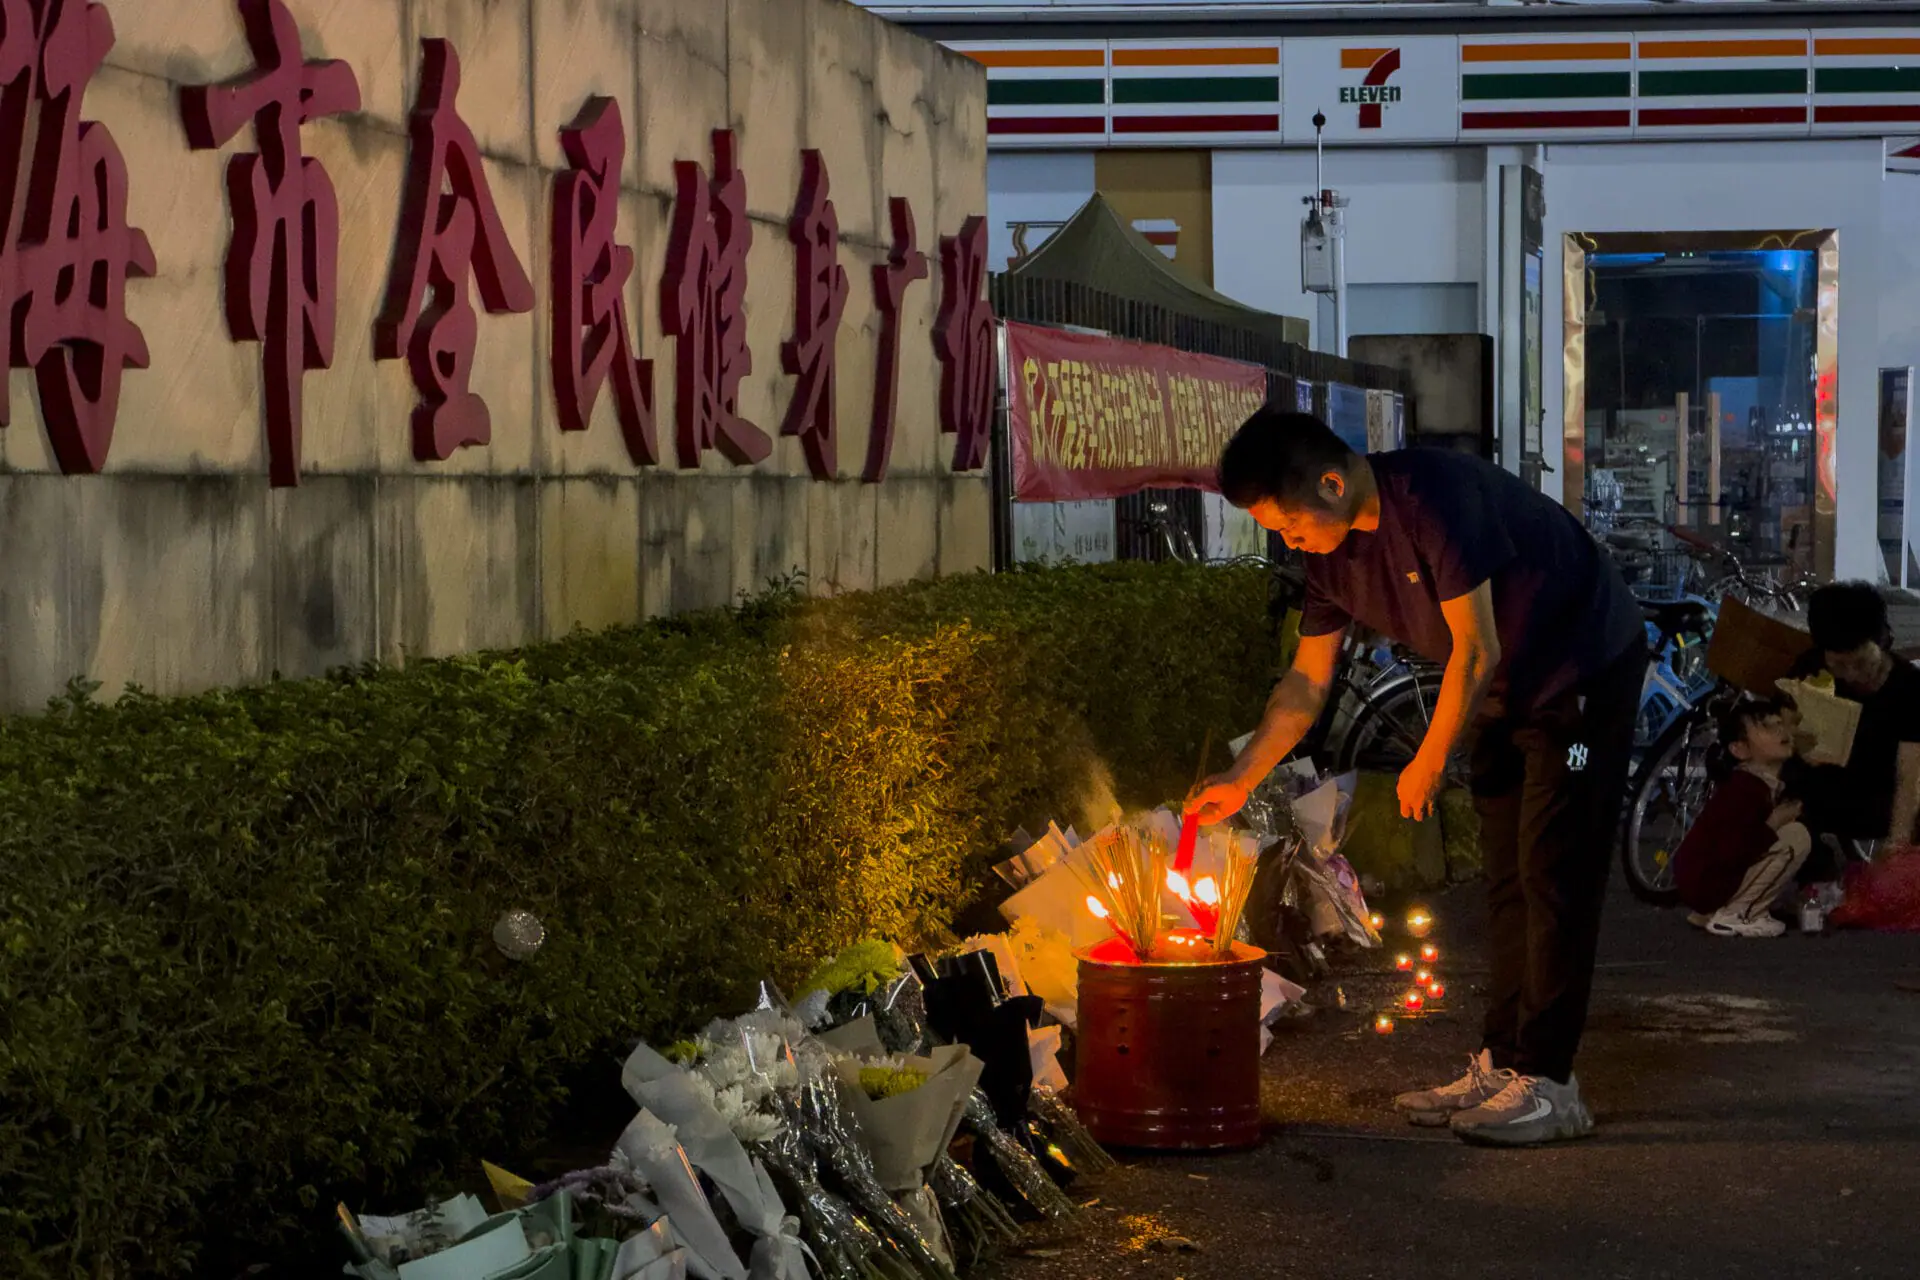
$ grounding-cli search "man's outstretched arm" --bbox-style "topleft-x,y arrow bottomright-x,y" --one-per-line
1188,629 -> 1344,824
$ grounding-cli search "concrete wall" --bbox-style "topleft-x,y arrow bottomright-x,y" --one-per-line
0,0 -> 989,711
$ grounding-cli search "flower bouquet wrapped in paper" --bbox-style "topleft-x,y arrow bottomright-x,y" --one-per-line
993,823 -> 1075,890
762,1088 -> 916,1280
621,1043 -> 807,1280
341,1189 -> 586,1280
997,824 -> 1125,950
925,1155 -> 1019,1268
611,1112 -> 747,1280
1028,1088 -> 1115,1175
700,1011 -> 935,1280
832,1046 -> 985,1268
1000,917 -> 1078,1028
612,1220 -> 689,1280
958,1090 -> 1075,1222
917,950 -> 1045,1140
794,941 -> 931,1055
795,1053 -> 960,1280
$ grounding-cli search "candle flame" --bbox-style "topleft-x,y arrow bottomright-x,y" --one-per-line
1421,944 -> 1440,962
1166,870 -> 1193,901
1428,982 -> 1447,999
1086,896 -> 1110,919
1107,872 -> 1123,890
1194,876 -> 1220,906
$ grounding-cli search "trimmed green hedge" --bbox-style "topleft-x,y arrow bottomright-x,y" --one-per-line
0,562 -> 1277,1278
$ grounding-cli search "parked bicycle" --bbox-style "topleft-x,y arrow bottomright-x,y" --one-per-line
1618,536 -> 1822,904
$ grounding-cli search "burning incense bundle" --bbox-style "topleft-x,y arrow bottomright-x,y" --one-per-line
1077,826 -> 1166,961
1204,844 -> 1257,959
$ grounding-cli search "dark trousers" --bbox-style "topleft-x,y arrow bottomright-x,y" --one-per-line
1471,645 -> 1644,1084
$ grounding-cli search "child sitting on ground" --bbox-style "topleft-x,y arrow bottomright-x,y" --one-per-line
1672,701 -> 1812,938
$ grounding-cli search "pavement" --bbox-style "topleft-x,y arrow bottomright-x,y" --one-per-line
982,883 -> 1920,1280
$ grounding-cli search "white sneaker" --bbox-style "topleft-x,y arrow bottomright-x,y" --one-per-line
1393,1050 -> 1512,1127
1451,1073 -> 1596,1147
1706,909 -> 1787,938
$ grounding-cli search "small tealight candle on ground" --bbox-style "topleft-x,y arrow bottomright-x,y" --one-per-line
1369,913 -> 1386,931
1395,953 -> 1413,971
1427,981 -> 1447,1000
1406,909 -> 1434,939
1420,943 -> 1440,963
1374,1014 -> 1396,1035
1415,969 -> 1433,987
1403,989 -> 1425,1012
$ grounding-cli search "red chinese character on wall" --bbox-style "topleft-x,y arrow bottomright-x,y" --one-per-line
863,196 -> 927,484
0,0 -> 155,474
552,96 -> 655,466
375,39 -> 534,462
934,215 -> 995,472
661,130 -> 769,468
779,151 -> 848,480
181,0 -> 361,489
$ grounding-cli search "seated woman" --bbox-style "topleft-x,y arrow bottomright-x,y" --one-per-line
1790,584 -> 1920,854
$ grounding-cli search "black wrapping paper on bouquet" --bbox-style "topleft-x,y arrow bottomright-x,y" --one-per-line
818,975 -> 931,1056
919,953 -> 1037,1125
1245,839 -> 1325,987
914,950 -> 1077,1191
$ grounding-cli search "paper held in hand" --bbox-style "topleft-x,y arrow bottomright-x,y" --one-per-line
1777,678 -> 1861,767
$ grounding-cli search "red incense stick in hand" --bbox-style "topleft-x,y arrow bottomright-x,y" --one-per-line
1174,809 -> 1200,874
1175,729 -> 1212,875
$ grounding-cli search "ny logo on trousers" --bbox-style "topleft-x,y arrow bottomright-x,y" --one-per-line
1567,743 -> 1590,772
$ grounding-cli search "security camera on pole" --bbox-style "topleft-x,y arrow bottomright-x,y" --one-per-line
1299,110 -> 1349,358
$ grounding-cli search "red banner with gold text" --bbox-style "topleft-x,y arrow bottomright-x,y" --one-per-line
1007,321 -> 1267,502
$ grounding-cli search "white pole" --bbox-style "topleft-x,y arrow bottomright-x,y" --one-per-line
1675,391 -> 1690,523
1313,112 -> 1349,360
1905,369 -> 1918,588
1332,201 -> 1348,360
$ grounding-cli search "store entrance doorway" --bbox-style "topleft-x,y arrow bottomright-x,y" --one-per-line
1565,230 -> 1837,588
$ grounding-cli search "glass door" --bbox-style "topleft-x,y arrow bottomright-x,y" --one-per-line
1579,246 -> 1820,594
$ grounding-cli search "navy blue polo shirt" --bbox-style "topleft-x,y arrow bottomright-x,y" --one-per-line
1299,449 -> 1643,715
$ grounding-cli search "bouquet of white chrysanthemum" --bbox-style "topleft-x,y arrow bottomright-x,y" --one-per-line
622,1043 -> 809,1280
663,1012 -> 938,1280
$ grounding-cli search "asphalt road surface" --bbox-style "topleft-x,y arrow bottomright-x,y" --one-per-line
984,883 -> 1920,1280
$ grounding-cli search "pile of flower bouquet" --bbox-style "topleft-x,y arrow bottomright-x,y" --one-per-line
338,944 -> 1113,1280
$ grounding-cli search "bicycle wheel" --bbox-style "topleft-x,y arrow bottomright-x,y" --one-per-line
1331,673 -> 1469,788
1620,710 -> 1716,906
